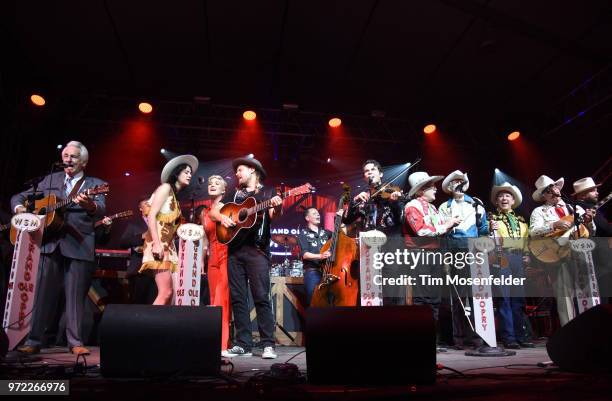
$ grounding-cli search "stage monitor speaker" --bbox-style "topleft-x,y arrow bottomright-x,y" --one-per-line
100,304 -> 221,377
305,306 -> 436,385
547,304 -> 612,373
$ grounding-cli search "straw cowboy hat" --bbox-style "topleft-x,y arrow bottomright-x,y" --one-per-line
232,156 -> 267,180
491,182 -> 523,209
408,171 -> 443,198
160,155 -> 199,184
532,175 -> 564,202
442,170 -> 469,194
571,177 -> 601,196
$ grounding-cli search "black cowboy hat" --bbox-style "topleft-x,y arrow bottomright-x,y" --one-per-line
232,156 -> 267,180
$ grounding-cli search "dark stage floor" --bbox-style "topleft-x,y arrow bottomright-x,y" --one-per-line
2,342 -> 611,400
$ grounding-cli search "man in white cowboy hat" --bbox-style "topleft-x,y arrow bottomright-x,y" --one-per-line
529,175 -> 594,325
404,172 -> 461,351
210,155 -> 281,359
438,170 -> 488,349
573,177 -> 612,304
572,177 -> 609,237
489,182 -> 534,349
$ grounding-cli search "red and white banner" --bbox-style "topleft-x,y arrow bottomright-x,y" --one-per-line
172,223 -> 204,306
469,238 -> 497,348
3,213 -> 43,350
572,239 -> 600,314
359,230 -> 386,306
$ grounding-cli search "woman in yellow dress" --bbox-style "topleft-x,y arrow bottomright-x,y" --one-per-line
140,154 -> 199,305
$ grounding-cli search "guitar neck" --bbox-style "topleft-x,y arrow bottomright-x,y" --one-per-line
251,190 -> 291,214
595,192 -> 612,210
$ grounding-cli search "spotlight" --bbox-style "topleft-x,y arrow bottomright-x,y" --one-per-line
56,144 -> 62,149
495,168 -> 500,173
31,94 -> 46,106
243,110 -> 256,121
160,148 -> 166,154
247,153 -> 254,158
124,172 -> 131,177
507,131 -> 520,141
139,102 -> 153,114
328,118 -> 342,128
327,157 -> 331,163
423,124 -> 436,134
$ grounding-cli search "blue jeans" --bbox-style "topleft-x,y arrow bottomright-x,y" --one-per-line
304,268 -> 322,307
495,251 -> 527,343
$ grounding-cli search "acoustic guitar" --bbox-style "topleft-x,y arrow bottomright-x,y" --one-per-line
10,183 -> 110,244
216,183 -> 313,245
529,192 -> 611,263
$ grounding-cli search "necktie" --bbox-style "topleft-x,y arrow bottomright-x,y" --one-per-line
65,177 -> 73,197
554,205 -> 566,219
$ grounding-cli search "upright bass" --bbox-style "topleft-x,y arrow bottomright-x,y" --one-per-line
311,184 -> 360,307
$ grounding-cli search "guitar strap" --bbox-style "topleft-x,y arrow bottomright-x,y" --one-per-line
67,176 -> 87,199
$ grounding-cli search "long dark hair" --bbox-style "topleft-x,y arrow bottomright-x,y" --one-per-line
166,163 -> 191,192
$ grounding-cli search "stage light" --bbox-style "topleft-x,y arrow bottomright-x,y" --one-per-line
328,118 -> 342,128
31,94 -> 46,106
160,148 -> 166,154
508,131 -> 520,141
56,144 -> 62,149
243,110 -> 256,121
247,153 -> 254,158
124,172 -> 131,177
327,158 -> 331,163
139,102 -> 153,114
495,168 -> 500,173
423,124 -> 436,134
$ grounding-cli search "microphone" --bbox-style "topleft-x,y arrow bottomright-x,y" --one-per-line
53,162 -> 72,168
198,176 -> 207,184
455,182 -> 467,193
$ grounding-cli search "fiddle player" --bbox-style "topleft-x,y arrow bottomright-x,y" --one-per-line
344,159 -> 406,305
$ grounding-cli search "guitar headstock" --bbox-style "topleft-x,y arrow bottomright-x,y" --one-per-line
86,183 -> 110,196
116,210 -> 134,219
287,183 -> 314,197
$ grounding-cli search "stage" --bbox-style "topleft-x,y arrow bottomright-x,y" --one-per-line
2,343 -> 611,400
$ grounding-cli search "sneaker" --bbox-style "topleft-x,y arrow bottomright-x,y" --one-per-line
226,346 -> 252,357
262,346 -> 277,359
221,350 -> 235,358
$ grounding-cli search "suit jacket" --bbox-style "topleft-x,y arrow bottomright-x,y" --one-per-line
119,218 -> 148,276
10,172 -> 107,262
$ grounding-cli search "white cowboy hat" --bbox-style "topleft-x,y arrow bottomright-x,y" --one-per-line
532,175 -> 564,202
442,170 -> 469,194
572,177 -> 601,196
408,171 -> 443,198
160,155 -> 199,184
491,182 -> 523,209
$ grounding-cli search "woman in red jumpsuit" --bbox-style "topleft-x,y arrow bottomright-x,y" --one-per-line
201,175 -> 231,356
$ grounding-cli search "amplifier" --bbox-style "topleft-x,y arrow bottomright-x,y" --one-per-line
95,248 -> 130,270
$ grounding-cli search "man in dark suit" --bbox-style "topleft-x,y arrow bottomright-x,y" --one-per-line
119,197 -> 157,304
11,141 -> 106,356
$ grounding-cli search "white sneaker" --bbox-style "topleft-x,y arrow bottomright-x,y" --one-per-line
262,346 -> 277,359
221,350 -> 235,358
226,346 -> 252,357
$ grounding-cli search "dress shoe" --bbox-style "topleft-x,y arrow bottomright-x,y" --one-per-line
70,346 -> 90,356
504,342 -> 520,349
17,345 -> 40,354
518,341 -> 536,348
